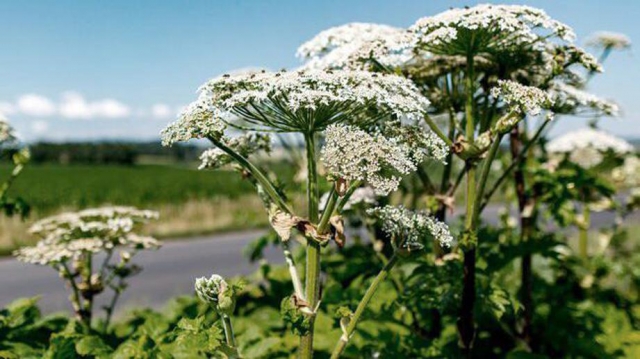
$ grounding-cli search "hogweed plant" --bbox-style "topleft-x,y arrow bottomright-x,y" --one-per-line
195,274 -> 242,357
298,3 -> 627,354
546,127 -> 634,258
14,206 -> 160,331
162,68 -> 453,357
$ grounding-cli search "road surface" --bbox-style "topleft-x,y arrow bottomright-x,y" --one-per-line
0,208 -> 637,317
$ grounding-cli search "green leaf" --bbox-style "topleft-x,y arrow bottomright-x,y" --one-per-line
75,335 -> 112,357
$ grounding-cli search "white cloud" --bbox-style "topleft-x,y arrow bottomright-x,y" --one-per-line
0,102 -> 16,116
59,91 -> 131,119
17,94 -> 56,117
31,120 -> 49,134
151,103 -> 172,119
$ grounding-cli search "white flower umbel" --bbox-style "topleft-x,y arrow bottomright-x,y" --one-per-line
14,206 -> 160,329
16,206 -> 160,265
549,82 -> 619,116
297,22 -> 414,70
161,101 -> 227,146
162,69 -> 431,137
410,4 -> 575,55
491,80 -> 553,116
587,31 -> 632,50
321,123 -> 447,195
547,127 -> 633,168
367,205 -> 454,249
199,133 -> 271,170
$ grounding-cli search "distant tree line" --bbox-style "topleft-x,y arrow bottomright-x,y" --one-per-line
26,142 -> 202,165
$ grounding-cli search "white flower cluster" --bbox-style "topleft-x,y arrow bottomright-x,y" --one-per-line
367,205 -> 454,249
321,124 -> 447,195
162,69 -> 432,142
319,186 -> 377,211
199,132 -> 271,170
161,102 -> 227,146
297,22 -> 414,70
15,206 -> 160,266
549,82 -> 619,116
491,80 -> 552,116
195,274 -> 227,304
587,31 -> 632,50
547,127 -> 633,168
410,4 -> 575,54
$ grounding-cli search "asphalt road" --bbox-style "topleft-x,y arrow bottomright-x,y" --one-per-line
0,208 -> 637,317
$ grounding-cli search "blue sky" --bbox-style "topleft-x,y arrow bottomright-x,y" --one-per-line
0,0 -> 637,142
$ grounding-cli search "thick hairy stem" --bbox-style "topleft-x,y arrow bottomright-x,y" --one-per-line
330,254 -> 399,359
458,49 -> 476,356
510,125 -> 534,348
300,132 -> 321,359
579,203 -> 590,258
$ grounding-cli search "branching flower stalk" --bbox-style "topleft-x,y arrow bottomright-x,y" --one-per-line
330,205 -> 453,358
163,68 -> 448,358
13,207 -> 160,331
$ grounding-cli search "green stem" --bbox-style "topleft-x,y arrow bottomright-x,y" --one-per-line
103,277 -> 124,333
222,314 -> 238,348
318,186 -> 338,233
473,134 -> 504,225
480,117 -> 551,212
424,114 -> 454,148
209,136 -> 292,214
458,49 -> 476,355
81,254 -> 93,329
300,132 -> 322,359
60,263 -> 84,324
283,241 -> 305,300
329,254 -> 400,359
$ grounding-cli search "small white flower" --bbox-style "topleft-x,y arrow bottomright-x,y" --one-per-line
367,205 -> 454,249
547,127 -> 633,168
297,22 -> 414,70
411,4 -> 575,55
321,123 -> 447,195
587,31 -> 631,50
491,80 -> 552,117
549,82 -> 618,116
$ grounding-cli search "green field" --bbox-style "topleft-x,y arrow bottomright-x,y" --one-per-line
3,163 -> 255,213
0,163 -> 300,254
